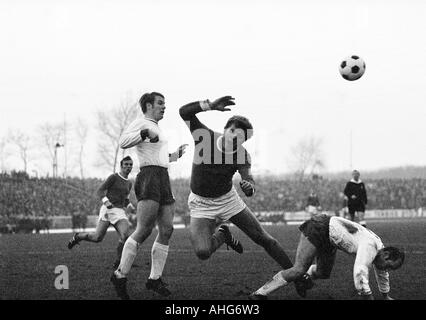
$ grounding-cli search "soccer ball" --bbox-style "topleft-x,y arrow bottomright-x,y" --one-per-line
339,55 -> 366,81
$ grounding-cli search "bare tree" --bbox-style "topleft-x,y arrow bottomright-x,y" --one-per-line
8,130 -> 31,172
74,117 -> 89,179
96,96 -> 138,172
0,136 -> 9,172
38,122 -> 64,177
288,135 -> 325,180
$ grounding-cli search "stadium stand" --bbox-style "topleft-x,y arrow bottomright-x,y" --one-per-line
1,171 -> 425,233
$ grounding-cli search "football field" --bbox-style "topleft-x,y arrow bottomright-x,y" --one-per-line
1,219 -> 425,300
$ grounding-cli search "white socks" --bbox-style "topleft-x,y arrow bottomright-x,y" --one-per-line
149,242 -> 169,280
254,271 -> 288,296
115,236 -> 139,278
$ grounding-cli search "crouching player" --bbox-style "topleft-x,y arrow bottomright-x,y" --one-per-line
68,156 -> 134,269
250,215 -> 405,300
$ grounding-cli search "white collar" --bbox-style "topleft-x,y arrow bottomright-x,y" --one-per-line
118,172 -> 129,181
350,179 -> 362,184
217,136 -> 238,155
144,116 -> 158,124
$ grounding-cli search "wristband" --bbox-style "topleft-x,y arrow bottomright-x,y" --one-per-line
199,100 -> 211,111
102,196 -> 110,204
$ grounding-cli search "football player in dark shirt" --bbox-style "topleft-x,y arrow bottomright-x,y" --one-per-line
68,156 -> 134,268
179,96 -> 309,297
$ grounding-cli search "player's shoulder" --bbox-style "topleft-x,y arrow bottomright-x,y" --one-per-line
107,172 -> 118,180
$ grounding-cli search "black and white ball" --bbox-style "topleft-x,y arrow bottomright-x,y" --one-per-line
339,55 -> 366,81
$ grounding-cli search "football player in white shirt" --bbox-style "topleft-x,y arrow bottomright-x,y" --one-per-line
250,215 -> 405,300
110,92 -> 187,299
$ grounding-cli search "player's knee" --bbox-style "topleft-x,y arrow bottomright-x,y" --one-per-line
195,248 -> 211,260
119,233 -> 129,242
93,234 -> 104,243
160,225 -> 174,239
134,226 -> 152,242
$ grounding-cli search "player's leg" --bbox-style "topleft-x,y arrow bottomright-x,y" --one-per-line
112,218 -> 132,269
348,206 -> 356,222
229,206 -> 293,269
116,200 -> 159,276
145,203 -> 175,296
68,219 -> 110,249
110,200 -> 159,300
190,217 -> 225,260
251,233 -> 317,299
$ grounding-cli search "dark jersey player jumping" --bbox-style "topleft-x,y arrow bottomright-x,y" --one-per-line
179,95 -> 311,297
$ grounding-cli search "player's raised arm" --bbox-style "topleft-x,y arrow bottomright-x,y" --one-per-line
179,96 -> 236,133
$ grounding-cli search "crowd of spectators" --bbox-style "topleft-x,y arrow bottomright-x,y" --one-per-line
1,171 -> 425,233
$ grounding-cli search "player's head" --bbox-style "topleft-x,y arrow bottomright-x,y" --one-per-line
139,92 -> 165,121
120,156 -> 133,176
352,170 -> 360,181
223,115 -> 253,149
373,247 -> 405,271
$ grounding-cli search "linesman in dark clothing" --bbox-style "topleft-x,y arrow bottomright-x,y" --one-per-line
344,170 -> 368,227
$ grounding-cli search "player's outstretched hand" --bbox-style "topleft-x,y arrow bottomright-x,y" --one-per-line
240,180 -> 254,197
170,144 -> 189,162
211,96 -> 235,111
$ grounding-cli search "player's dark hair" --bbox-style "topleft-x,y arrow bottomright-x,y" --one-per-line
139,92 -> 164,113
384,246 -> 405,267
224,115 -> 254,141
120,156 -> 133,166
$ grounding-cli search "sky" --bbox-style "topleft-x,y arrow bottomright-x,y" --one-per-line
1,0 -> 425,179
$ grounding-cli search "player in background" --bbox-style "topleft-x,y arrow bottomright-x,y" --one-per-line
110,92 -> 187,300
344,170 -> 368,227
68,156 -> 134,269
179,96 -> 310,297
305,190 -> 322,217
250,214 -> 404,300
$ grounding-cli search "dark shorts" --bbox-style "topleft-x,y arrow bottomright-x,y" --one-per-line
348,203 -> 365,218
135,166 -> 175,205
299,214 -> 337,277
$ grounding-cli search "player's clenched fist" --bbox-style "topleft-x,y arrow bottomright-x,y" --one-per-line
240,180 -> 255,197
140,128 -> 159,143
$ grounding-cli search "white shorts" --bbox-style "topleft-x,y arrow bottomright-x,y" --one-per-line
98,205 -> 128,225
188,186 -> 247,221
